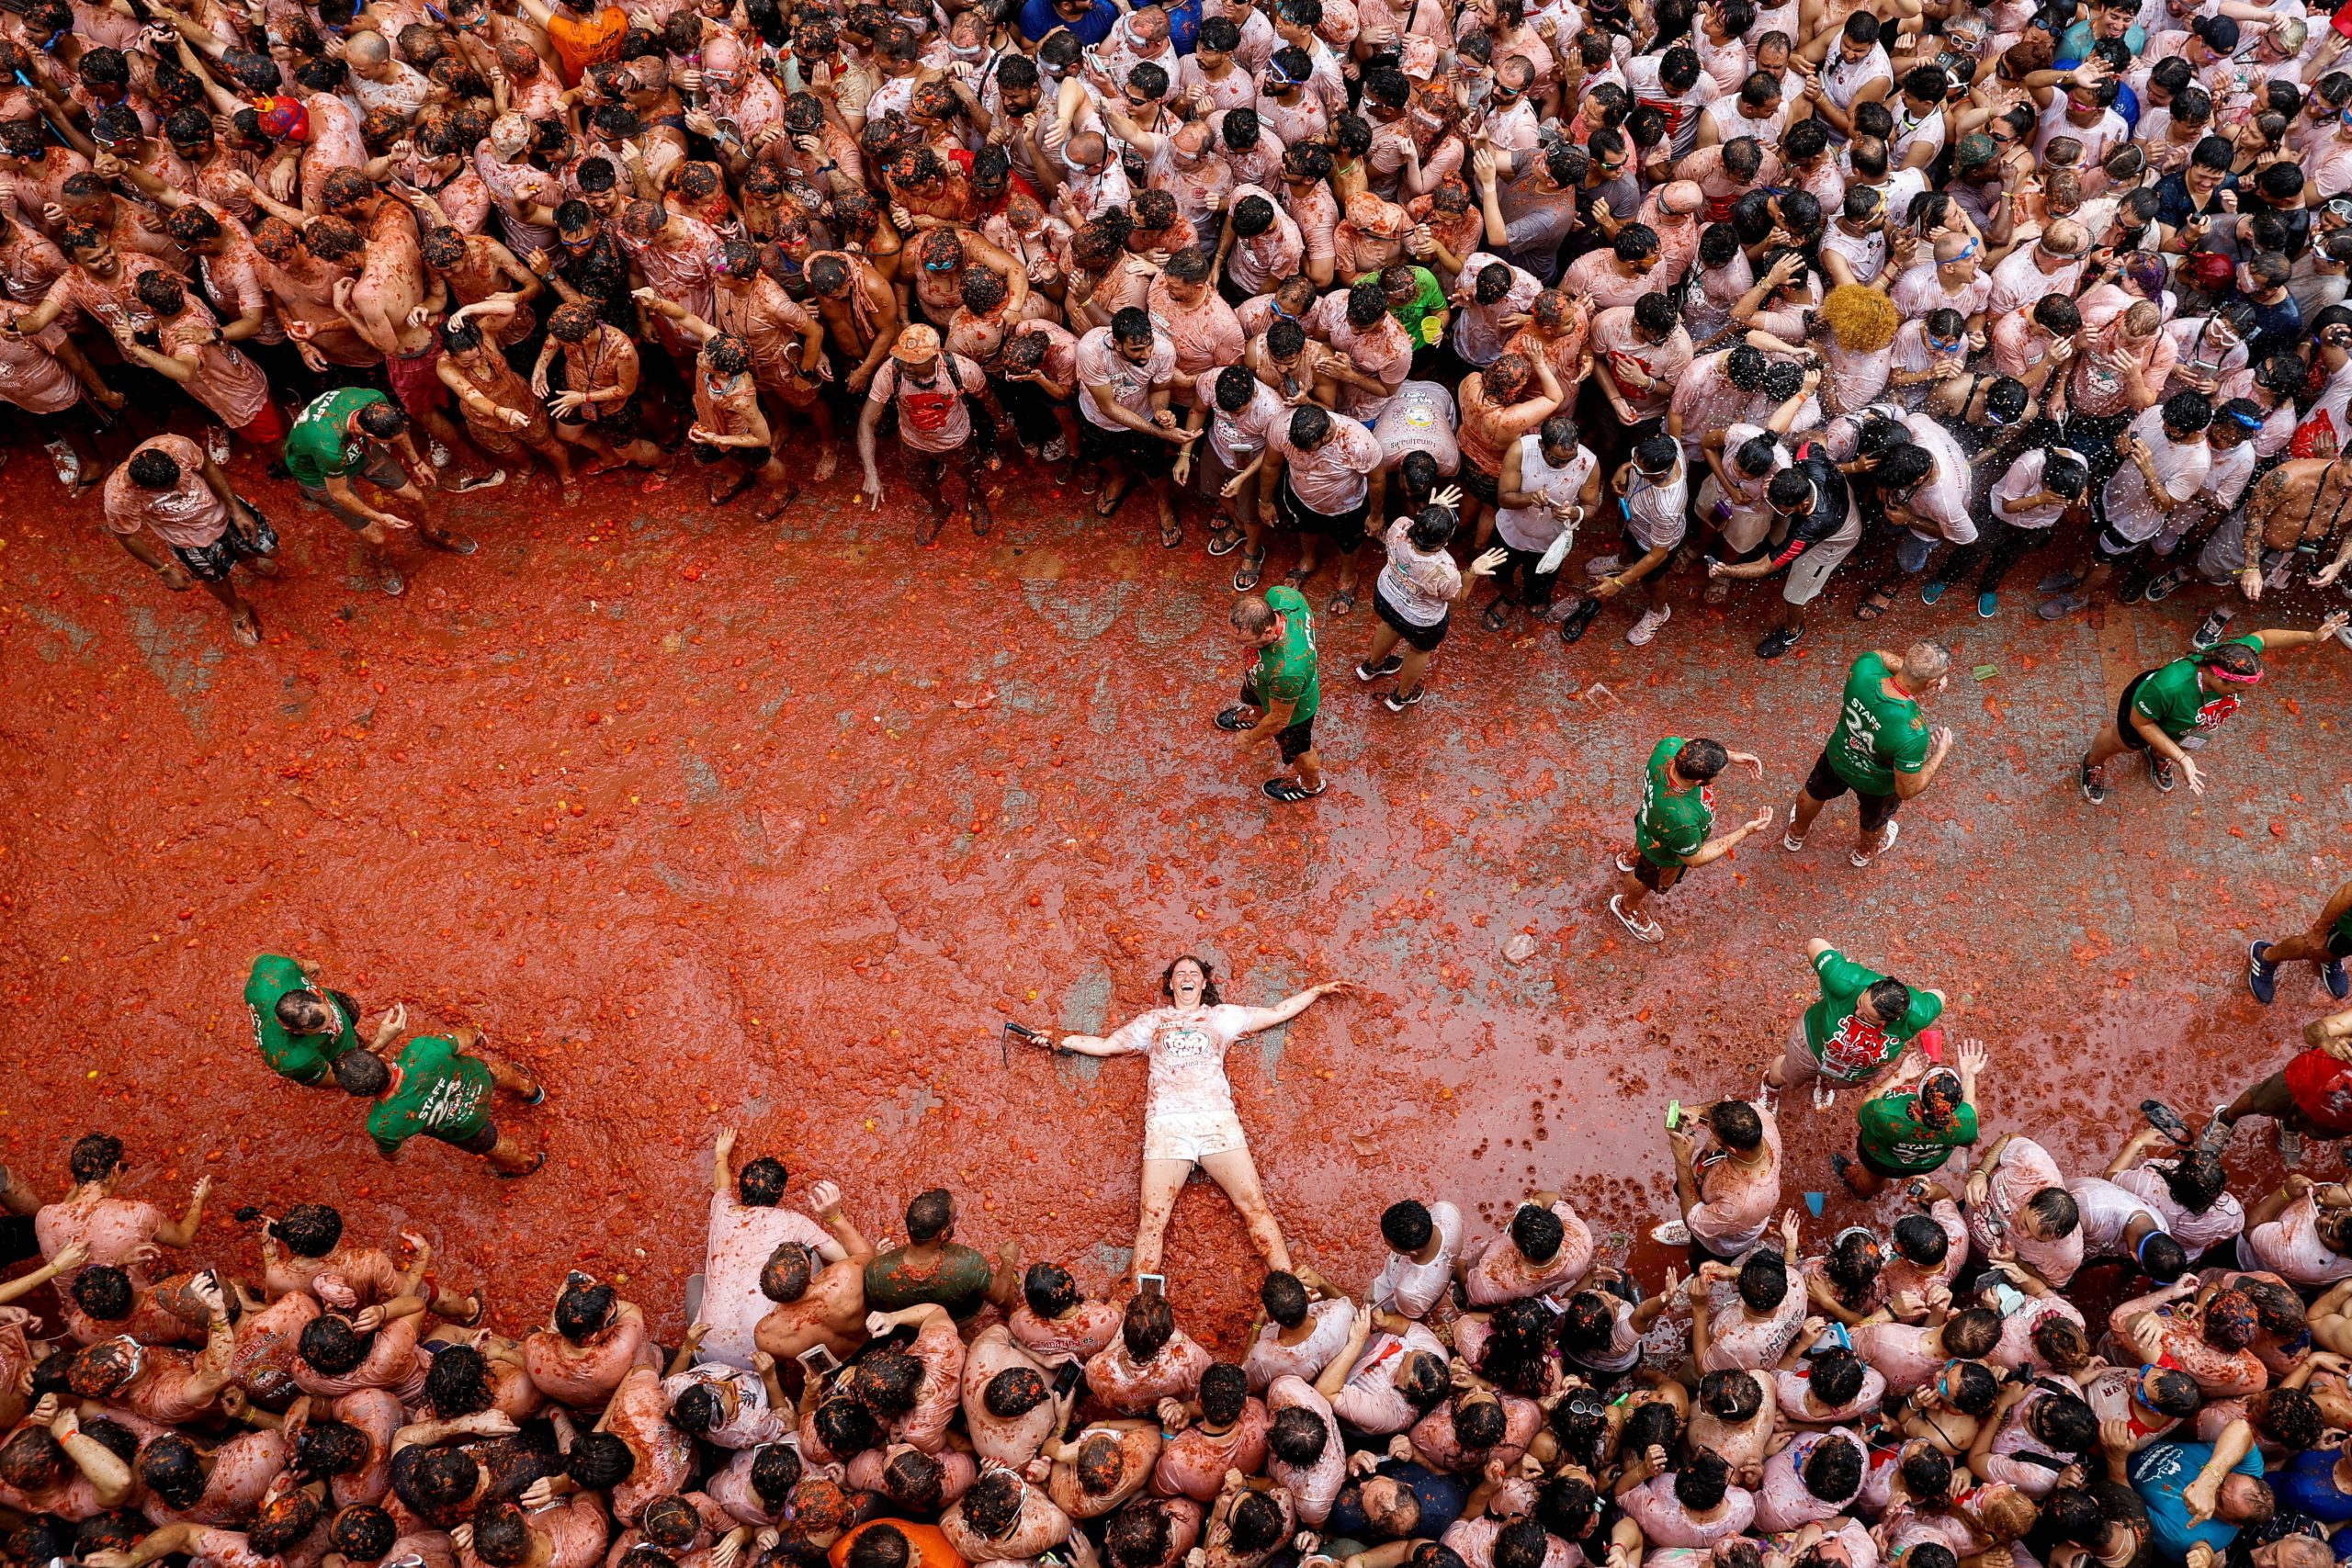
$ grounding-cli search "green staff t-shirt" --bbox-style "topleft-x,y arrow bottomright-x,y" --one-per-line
367,1035 -> 494,1156
1634,737 -> 1714,867
1855,1091 -> 1978,1173
1826,652 -> 1930,795
1803,948 -> 1943,1081
245,954 -> 360,1084
2130,635 -> 2259,741
284,389 -> 389,490
1255,585 -> 1321,722
1385,266 -> 1449,349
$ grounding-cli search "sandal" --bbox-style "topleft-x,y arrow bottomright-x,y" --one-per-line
1281,566 -> 1312,589
1482,599 -> 1514,632
1855,584 -> 1897,621
1233,550 -> 1266,592
1094,479 -> 1134,517
2140,1100 -> 2195,1145
1329,587 -> 1357,615
758,486 -> 802,522
708,468 -> 755,506
1159,515 -> 1182,547
1207,523 -> 1243,557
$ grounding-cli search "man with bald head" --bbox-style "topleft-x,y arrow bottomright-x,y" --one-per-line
1782,641 -> 1956,871
1986,220 -> 2090,321
1890,231 -> 1993,332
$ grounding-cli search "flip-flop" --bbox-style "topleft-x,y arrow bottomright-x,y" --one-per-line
1855,585 -> 1896,621
2141,1100 -> 2195,1145
1094,480 -> 1133,517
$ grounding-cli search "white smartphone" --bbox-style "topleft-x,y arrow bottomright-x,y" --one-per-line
1137,1273 -> 1166,1297
797,1345 -> 841,1376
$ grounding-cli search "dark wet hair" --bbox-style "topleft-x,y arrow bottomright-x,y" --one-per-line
330,1505 -> 398,1563
1943,1307 -> 2003,1359
1200,1361 -> 1250,1426
852,1348 -> 923,1414
1810,1348 -> 1867,1407
556,1281 -> 616,1341
962,1469 -> 1026,1538
568,1430 -> 636,1490
71,1264 -> 132,1321
1804,1433 -> 1864,1500
300,1314 -> 369,1375
1023,1261 -> 1080,1317
293,1417 -> 368,1479
1737,1251 -> 1788,1311
1510,1202 -> 1565,1262
1701,1369 -> 1763,1421
1261,1271 -> 1311,1327
815,1396 -> 878,1455
761,1243 -> 812,1303
70,1133 -> 125,1184
1675,1451 -> 1731,1511
424,1344 -> 493,1416
1123,1292 -> 1176,1359
739,1156 -> 790,1206
985,1366 -> 1049,1418
474,1501 -> 533,1567
1230,1491 -> 1286,1552
1268,1404 -> 1329,1465
250,1492 -> 324,1557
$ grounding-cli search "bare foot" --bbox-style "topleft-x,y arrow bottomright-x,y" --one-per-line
561,482 -> 582,504
813,448 -> 839,483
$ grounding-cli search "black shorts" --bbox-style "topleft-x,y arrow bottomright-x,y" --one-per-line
1239,675 -> 1316,761
564,391 -> 644,443
2092,524 -> 2143,564
1277,479 -> 1371,550
1079,416 -> 1172,477
694,442 -> 772,467
1374,587 -> 1449,652
170,502 -> 277,582
1633,856 -> 1685,894
1803,749 -> 1899,832
1851,1137 -> 1918,1179
1459,464 -> 1499,506
433,1121 -> 503,1156
2115,671 -> 2158,750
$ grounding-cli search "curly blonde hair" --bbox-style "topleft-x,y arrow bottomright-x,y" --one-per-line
1818,285 -> 1899,354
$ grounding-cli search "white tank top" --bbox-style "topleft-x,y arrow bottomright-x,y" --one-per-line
1494,436 -> 1596,552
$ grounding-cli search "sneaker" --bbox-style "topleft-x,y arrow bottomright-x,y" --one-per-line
1040,435 -> 1069,462
2248,940 -> 2280,1006
1214,705 -> 1256,732
1757,624 -> 1804,659
2080,761 -> 2108,805
1609,893 -> 1664,944
205,425 -> 232,466
44,438 -> 80,488
1811,1080 -> 1838,1111
1356,654 -> 1404,682
1262,776 -> 1326,803
1921,580 -> 1948,605
1625,604 -> 1671,646
2191,607 -> 2234,652
1382,686 -> 1424,713
1850,816 -> 1900,868
1559,597 -> 1603,644
2328,958 -> 2351,1002
2038,569 -> 2085,594
1615,853 -> 1638,874
1585,552 -> 1624,576
2118,573 -> 2151,605
1648,1218 -> 1692,1247
1782,801 -> 1807,852
428,441 -> 453,469
1232,551 -> 1265,592
2149,751 -> 2177,792
2038,592 -> 2088,620
2279,1122 -> 2305,1168
2143,568 -> 2186,603
1978,590 -> 1999,618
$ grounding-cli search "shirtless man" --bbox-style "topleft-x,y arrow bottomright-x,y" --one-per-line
435,310 -> 577,501
806,249 -> 903,396
250,214 -> 379,372
2204,458 -> 2352,615
533,300 -> 667,477
1454,352 -> 1566,547
752,1199 -> 875,1365
420,225 -> 540,349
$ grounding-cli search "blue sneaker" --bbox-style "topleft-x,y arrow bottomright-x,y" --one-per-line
2249,941 -> 2280,1006
2328,957 -> 2351,1002
1978,591 -> 1998,618
1921,580 -> 1948,605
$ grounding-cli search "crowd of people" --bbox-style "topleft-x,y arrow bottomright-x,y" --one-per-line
19,899 -> 2352,1568
17,0 -> 2352,721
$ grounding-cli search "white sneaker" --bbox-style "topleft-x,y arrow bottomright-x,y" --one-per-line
428,440 -> 453,468
1041,435 -> 1069,462
205,425 -> 232,466
45,439 -> 80,488
1586,552 -> 1624,577
1649,1218 -> 1692,1247
1626,604 -> 1671,646
1610,893 -> 1665,943
1851,817 -> 1901,867
1812,1080 -> 1838,1111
